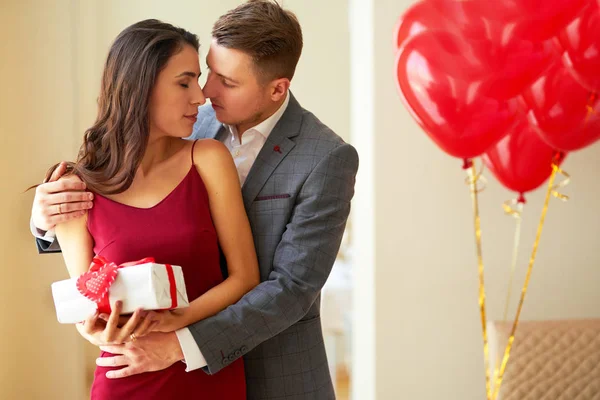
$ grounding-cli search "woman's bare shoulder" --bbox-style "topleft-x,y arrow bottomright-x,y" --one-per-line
192,139 -> 231,167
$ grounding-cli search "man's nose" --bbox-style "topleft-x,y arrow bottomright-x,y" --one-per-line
202,76 -> 215,99
193,87 -> 206,106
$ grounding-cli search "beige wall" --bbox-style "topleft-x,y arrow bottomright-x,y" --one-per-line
0,1 -> 349,399
0,0 -> 87,399
352,0 -> 600,399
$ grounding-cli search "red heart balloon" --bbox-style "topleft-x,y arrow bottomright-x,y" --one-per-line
460,0 -> 557,100
394,0 -> 483,51
395,30 -> 519,159
394,0 -> 445,51
521,60 -> 600,151
478,37 -> 556,101
482,117 -> 565,194
394,0 -> 556,101
478,0 -> 591,41
557,1 -> 600,92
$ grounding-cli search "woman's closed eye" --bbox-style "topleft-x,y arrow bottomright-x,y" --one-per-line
180,77 -> 201,89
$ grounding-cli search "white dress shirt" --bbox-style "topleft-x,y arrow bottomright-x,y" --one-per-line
30,219 -> 56,241
175,91 -> 290,371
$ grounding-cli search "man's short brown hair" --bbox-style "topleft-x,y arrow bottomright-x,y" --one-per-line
212,0 -> 303,83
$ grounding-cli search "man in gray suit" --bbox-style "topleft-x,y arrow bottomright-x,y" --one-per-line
31,1 -> 358,399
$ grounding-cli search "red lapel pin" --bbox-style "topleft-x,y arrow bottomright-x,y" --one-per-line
273,145 -> 282,154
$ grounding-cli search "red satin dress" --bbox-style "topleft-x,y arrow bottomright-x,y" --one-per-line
86,141 -> 246,399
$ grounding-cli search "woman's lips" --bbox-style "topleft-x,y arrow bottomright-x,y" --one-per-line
185,113 -> 198,122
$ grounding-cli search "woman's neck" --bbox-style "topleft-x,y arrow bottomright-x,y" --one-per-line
139,136 -> 177,177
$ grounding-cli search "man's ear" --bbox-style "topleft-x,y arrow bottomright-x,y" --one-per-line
270,78 -> 291,101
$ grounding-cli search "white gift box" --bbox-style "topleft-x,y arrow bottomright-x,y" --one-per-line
51,262 -> 189,324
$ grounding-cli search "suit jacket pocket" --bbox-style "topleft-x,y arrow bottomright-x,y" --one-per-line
255,194 -> 291,201
251,195 -> 292,214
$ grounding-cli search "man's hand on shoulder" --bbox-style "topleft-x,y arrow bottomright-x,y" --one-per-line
32,162 -> 93,232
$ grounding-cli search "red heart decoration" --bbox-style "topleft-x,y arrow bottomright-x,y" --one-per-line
76,263 -> 118,303
395,30 -> 519,159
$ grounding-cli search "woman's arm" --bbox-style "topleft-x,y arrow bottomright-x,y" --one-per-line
53,177 -> 94,278
153,139 -> 260,332
54,176 -> 148,344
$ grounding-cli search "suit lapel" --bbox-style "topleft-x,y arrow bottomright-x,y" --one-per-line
241,93 -> 303,210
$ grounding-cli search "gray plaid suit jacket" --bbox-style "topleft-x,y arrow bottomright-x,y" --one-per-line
188,93 -> 359,400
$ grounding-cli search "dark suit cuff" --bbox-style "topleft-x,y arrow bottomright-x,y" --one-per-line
35,237 -> 61,254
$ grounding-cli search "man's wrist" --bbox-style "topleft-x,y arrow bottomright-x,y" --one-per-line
173,328 -> 207,370
170,332 -> 185,362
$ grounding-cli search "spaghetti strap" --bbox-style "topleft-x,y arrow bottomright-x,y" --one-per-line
191,139 -> 198,164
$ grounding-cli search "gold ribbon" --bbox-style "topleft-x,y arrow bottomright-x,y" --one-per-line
464,161 -> 487,193
491,161 -> 570,400
551,164 -> 570,201
491,198 -> 524,392
465,160 -> 491,400
500,199 -> 524,326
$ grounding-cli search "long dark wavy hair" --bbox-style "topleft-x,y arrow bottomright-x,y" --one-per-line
44,19 -> 199,195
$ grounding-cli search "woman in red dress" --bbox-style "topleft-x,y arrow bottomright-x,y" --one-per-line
51,19 -> 259,399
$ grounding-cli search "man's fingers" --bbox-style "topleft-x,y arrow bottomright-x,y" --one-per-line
96,355 -> 129,368
106,366 -> 139,379
47,211 -> 87,225
38,177 -> 86,194
51,199 -> 93,215
99,345 -> 124,354
48,162 -> 67,183
46,192 -> 94,206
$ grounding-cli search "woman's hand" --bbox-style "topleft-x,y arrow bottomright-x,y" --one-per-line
113,309 -> 188,333
77,301 -> 157,346
102,306 -> 188,338
146,309 -> 187,333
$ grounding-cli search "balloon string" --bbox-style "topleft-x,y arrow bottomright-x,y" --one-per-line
491,162 -> 570,400
500,199 -> 524,328
491,198 -> 524,392
465,160 -> 491,400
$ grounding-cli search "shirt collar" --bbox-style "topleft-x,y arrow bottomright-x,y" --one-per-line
225,91 -> 290,142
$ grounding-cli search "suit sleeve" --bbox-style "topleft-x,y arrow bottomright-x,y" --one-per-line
30,218 -> 62,254
187,143 -> 359,374
35,237 -> 62,254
